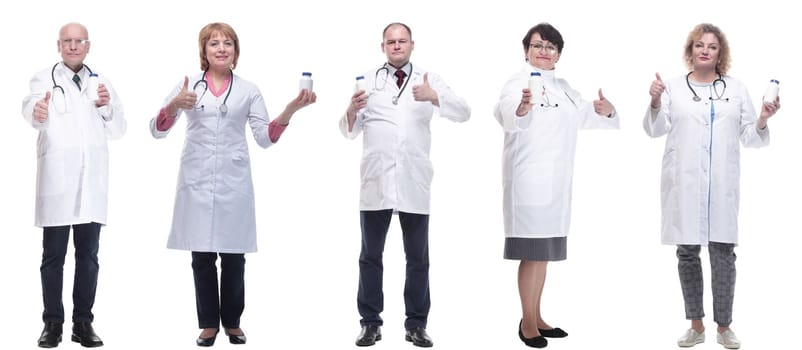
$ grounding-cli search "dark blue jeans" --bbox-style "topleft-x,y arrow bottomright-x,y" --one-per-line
192,252 -> 245,329
358,210 -> 430,330
40,222 -> 101,324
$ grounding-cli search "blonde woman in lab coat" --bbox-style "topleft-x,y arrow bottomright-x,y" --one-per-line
150,22 -> 315,346
644,23 -> 779,349
494,23 -> 619,348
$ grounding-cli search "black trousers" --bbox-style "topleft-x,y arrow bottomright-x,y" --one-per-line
40,222 -> 101,324
191,252 -> 245,329
358,210 -> 430,330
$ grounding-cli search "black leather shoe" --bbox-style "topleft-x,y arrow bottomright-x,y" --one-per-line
38,322 -> 63,348
224,328 -> 247,345
196,329 -> 219,347
519,320 -> 547,348
71,322 -> 103,347
355,325 -> 381,346
539,327 -> 568,338
405,327 -> 433,348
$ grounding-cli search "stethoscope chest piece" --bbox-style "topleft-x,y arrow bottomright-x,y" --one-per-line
219,104 -> 228,113
693,96 -> 701,102
392,96 -> 399,105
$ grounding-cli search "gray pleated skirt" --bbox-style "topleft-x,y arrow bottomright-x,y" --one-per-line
504,237 -> 567,261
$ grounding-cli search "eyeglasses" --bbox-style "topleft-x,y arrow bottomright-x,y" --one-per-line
529,42 -> 557,55
60,38 -> 90,47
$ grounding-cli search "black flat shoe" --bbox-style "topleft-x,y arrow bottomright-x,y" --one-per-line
355,325 -> 381,346
539,327 -> 568,338
224,328 -> 247,345
196,329 -> 219,347
405,327 -> 433,348
519,320 -> 547,348
38,322 -> 63,348
71,322 -> 103,348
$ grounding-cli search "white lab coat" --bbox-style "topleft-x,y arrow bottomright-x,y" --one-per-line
494,64 -> 618,238
339,63 -> 470,214
643,75 -> 769,245
21,62 -> 126,228
150,73 -> 272,253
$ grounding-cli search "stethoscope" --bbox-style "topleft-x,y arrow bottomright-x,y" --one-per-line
193,68 -> 233,113
51,62 -> 92,95
375,63 -> 412,105
686,71 -> 728,102
51,62 -> 93,113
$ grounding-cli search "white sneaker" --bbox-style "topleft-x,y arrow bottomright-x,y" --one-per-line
717,329 -> 741,349
677,328 -> 705,347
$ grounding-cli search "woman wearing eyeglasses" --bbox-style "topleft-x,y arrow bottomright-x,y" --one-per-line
149,22 -> 315,346
493,22 -> 619,348
644,23 -> 780,349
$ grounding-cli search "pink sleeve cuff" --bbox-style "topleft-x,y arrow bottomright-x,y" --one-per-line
268,120 -> 287,143
156,107 -> 177,132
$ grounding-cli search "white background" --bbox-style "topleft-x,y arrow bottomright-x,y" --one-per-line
2,1 -> 799,349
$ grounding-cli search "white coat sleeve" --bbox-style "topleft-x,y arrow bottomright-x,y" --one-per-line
339,110 -> 364,139
494,74 -> 533,132
428,72 -> 470,123
248,87 -> 273,149
150,82 -> 183,139
735,83 -> 770,148
572,87 -> 620,130
97,76 -> 126,140
643,83 -> 671,138
21,70 -> 50,131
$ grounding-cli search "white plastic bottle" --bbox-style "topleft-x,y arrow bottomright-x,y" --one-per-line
528,72 -> 543,105
86,73 -> 99,101
299,72 -> 313,92
355,76 -> 368,95
763,79 -> 779,104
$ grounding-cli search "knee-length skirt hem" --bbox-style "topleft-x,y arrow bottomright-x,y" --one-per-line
504,237 -> 567,261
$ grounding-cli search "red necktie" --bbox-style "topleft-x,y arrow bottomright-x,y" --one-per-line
394,69 -> 406,88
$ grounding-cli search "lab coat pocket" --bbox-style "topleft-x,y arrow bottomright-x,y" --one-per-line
177,147 -> 201,191
226,151 -> 253,197
360,154 -> 384,204
37,151 -> 66,197
661,148 -> 677,180
714,96 -> 742,121
515,163 -> 553,206
660,148 -> 678,211
408,155 -> 434,191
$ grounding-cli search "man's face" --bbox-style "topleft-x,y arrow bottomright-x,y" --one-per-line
381,25 -> 414,68
58,24 -> 90,70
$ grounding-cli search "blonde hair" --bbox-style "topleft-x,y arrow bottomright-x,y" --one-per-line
684,23 -> 730,74
198,22 -> 240,71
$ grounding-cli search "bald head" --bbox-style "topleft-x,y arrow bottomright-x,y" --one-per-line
59,22 -> 88,40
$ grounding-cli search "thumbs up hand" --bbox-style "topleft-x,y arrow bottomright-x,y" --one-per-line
650,72 -> 665,108
413,72 -> 439,105
33,91 -> 51,123
593,88 -> 614,117
167,76 -> 198,116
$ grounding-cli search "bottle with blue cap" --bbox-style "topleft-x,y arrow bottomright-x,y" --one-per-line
355,76 -> 368,96
299,72 -> 313,92
87,73 -> 99,101
528,71 -> 543,105
762,79 -> 779,104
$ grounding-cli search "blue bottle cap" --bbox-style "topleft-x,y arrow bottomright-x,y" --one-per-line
356,76 -> 365,80
302,72 -> 312,76
770,79 -> 779,84
530,72 -> 541,77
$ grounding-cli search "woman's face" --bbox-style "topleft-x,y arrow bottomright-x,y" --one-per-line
205,32 -> 236,71
690,32 -> 720,71
526,33 -> 560,70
